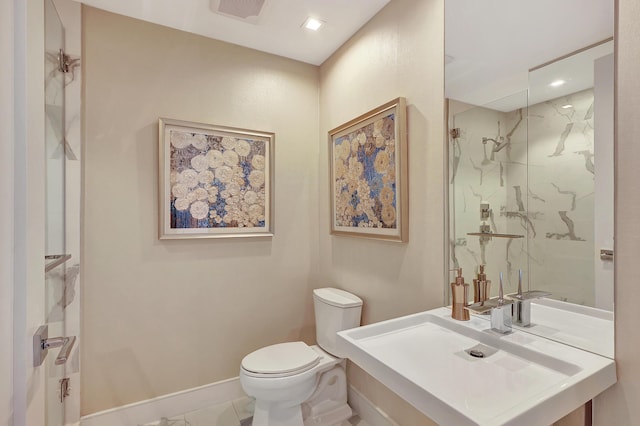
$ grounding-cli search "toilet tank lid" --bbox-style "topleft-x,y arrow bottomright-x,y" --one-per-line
313,288 -> 363,308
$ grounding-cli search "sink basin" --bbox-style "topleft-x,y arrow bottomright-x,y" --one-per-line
337,307 -> 616,426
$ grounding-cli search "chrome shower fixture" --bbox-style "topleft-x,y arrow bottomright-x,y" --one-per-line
482,136 -> 508,152
482,121 -> 509,159
482,136 -> 499,145
482,134 -> 509,160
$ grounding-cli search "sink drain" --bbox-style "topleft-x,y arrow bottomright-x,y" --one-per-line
464,344 -> 497,359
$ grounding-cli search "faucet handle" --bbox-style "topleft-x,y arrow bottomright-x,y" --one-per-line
498,271 -> 505,302
517,269 -> 523,296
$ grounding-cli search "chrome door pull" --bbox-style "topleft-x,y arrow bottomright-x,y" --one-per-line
33,325 -> 76,367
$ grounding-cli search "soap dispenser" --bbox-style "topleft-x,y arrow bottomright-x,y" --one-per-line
473,264 -> 492,303
451,268 -> 470,321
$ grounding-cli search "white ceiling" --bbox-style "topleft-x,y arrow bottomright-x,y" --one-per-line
76,0 -> 614,108
445,0 -> 615,110
76,0 -> 390,66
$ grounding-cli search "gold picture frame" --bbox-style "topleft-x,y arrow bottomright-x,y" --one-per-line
158,118 -> 274,239
328,97 -> 408,242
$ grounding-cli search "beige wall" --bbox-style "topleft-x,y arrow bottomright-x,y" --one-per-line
0,0 -> 14,423
82,0 -> 447,420
80,0 -> 640,423
81,7 -> 319,414
594,0 -> 640,423
318,0 -> 444,423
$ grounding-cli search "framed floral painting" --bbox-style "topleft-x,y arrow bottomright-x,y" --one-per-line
329,98 -> 408,242
158,118 -> 274,239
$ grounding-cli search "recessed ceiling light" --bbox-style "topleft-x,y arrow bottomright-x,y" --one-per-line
303,17 -> 324,31
550,80 -> 566,87
561,104 -> 573,109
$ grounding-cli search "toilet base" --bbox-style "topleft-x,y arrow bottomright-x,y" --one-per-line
302,403 -> 352,426
251,402 -> 352,426
253,400 -> 304,426
301,363 -> 352,426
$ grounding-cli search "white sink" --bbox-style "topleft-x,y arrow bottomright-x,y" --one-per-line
337,307 -> 616,426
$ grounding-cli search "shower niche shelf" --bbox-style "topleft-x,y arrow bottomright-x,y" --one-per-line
467,232 -> 524,239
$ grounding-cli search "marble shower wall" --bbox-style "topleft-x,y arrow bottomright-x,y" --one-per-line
526,89 -> 595,305
449,89 -> 595,305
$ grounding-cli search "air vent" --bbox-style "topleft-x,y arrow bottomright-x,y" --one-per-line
210,0 -> 268,24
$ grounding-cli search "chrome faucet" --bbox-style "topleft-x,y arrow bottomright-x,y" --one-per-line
465,272 -> 514,334
489,272 -> 513,334
506,270 -> 551,327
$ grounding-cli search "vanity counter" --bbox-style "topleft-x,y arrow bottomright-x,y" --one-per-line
525,298 -> 614,358
337,307 -> 616,426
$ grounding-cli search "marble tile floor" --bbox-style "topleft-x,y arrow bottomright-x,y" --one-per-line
142,396 -> 369,426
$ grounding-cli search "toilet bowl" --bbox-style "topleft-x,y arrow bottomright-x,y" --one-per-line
239,288 -> 363,426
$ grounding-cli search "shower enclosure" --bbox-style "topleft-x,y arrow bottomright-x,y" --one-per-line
447,41 -> 614,309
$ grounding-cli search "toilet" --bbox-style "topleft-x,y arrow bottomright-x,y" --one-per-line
240,288 -> 363,426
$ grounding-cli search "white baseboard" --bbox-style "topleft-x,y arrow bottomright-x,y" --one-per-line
80,377 -> 245,426
80,377 -> 393,426
347,385 -> 399,426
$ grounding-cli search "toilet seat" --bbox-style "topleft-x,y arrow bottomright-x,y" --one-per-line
241,342 -> 321,378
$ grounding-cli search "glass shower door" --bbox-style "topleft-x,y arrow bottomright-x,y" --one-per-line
447,92 -> 529,299
45,0 -> 69,424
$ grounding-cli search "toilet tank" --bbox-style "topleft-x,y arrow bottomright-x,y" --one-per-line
313,288 -> 363,357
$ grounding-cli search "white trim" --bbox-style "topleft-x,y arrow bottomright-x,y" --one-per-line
80,379 -> 396,426
347,385 -> 398,426
80,377 -> 245,426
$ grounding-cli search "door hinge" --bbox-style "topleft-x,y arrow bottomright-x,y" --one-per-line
60,377 -> 71,403
600,249 -> 614,261
58,49 -> 71,73
450,128 -> 460,139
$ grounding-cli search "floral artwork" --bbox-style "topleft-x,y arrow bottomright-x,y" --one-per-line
159,118 -> 274,239
333,116 -> 397,227
329,98 -> 408,242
